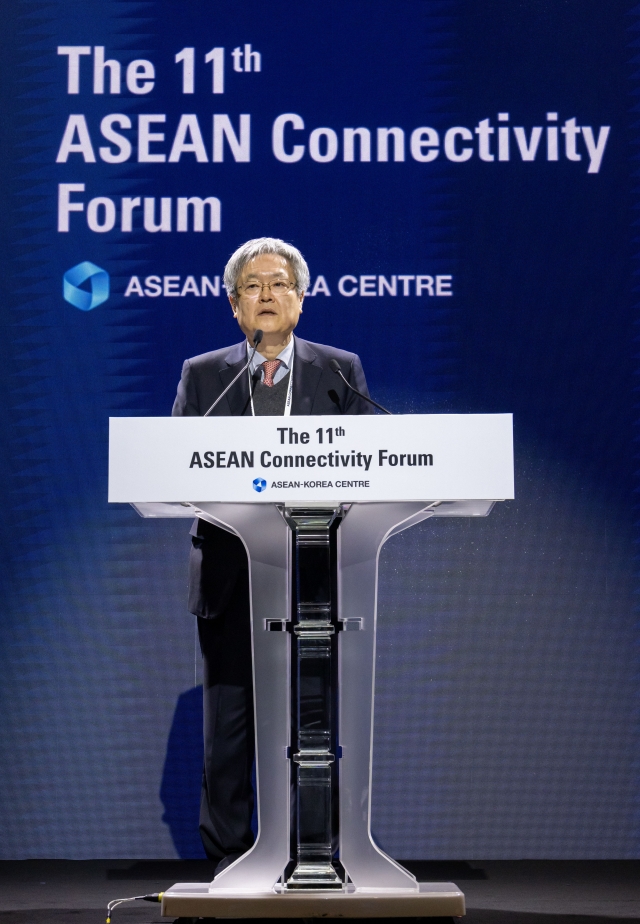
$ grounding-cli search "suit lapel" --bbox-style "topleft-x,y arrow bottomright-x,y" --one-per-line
217,337 -> 322,416
292,336 -> 323,415
219,341 -> 251,416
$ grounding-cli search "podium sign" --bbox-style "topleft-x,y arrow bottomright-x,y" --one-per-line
108,413 -> 514,504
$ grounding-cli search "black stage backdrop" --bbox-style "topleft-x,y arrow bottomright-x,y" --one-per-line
0,0 -> 637,858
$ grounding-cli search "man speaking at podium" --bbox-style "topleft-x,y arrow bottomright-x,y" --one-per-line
172,238 -> 374,872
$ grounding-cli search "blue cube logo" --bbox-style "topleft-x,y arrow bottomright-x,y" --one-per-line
252,477 -> 267,493
63,261 -> 109,311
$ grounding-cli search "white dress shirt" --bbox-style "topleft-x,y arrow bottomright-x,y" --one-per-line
246,337 -> 294,385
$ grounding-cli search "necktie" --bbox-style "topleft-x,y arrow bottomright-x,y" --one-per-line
262,359 -> 282,387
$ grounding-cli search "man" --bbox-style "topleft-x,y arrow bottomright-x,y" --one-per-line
172,237 -> 374,871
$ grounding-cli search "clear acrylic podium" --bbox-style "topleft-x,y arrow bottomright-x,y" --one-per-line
109,414 -> 514,918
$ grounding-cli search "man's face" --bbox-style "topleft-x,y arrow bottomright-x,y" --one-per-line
230,253 -> 303,343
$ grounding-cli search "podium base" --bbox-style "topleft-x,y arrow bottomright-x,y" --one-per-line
161,881 -> 465,918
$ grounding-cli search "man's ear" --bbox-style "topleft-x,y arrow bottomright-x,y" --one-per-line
228,294 -> 238,317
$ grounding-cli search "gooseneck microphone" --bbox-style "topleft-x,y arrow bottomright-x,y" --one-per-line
203,330 -> 263,417
329,359 -> 392,414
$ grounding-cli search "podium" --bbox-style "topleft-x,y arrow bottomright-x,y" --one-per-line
109,413 -> 513,918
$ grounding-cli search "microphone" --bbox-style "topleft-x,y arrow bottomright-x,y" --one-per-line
203,330 -> 263,417
329,359 -> 392,414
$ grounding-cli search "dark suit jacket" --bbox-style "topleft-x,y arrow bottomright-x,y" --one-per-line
172,335 -> 374,618
171,335 -> 374,418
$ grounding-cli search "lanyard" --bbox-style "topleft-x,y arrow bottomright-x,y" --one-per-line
249,350 -> 294,418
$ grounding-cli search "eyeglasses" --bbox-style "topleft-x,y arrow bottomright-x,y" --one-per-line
237,280 -> 297,298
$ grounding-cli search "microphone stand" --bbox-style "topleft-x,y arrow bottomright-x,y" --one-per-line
203,329 -> 264,417
329,359 -> 392,414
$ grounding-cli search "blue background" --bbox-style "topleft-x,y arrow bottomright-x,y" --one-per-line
0,0 -> 638,858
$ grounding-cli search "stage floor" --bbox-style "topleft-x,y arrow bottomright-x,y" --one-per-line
0,860 -> 638,923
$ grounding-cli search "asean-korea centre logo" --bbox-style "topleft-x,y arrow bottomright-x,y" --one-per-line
252,477 -> 267,493
63,261 -> 109,311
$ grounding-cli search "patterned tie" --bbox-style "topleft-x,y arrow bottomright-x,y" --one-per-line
262,359 -> 282,387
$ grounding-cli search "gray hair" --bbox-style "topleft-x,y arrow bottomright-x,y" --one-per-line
224,237 -> 310,300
